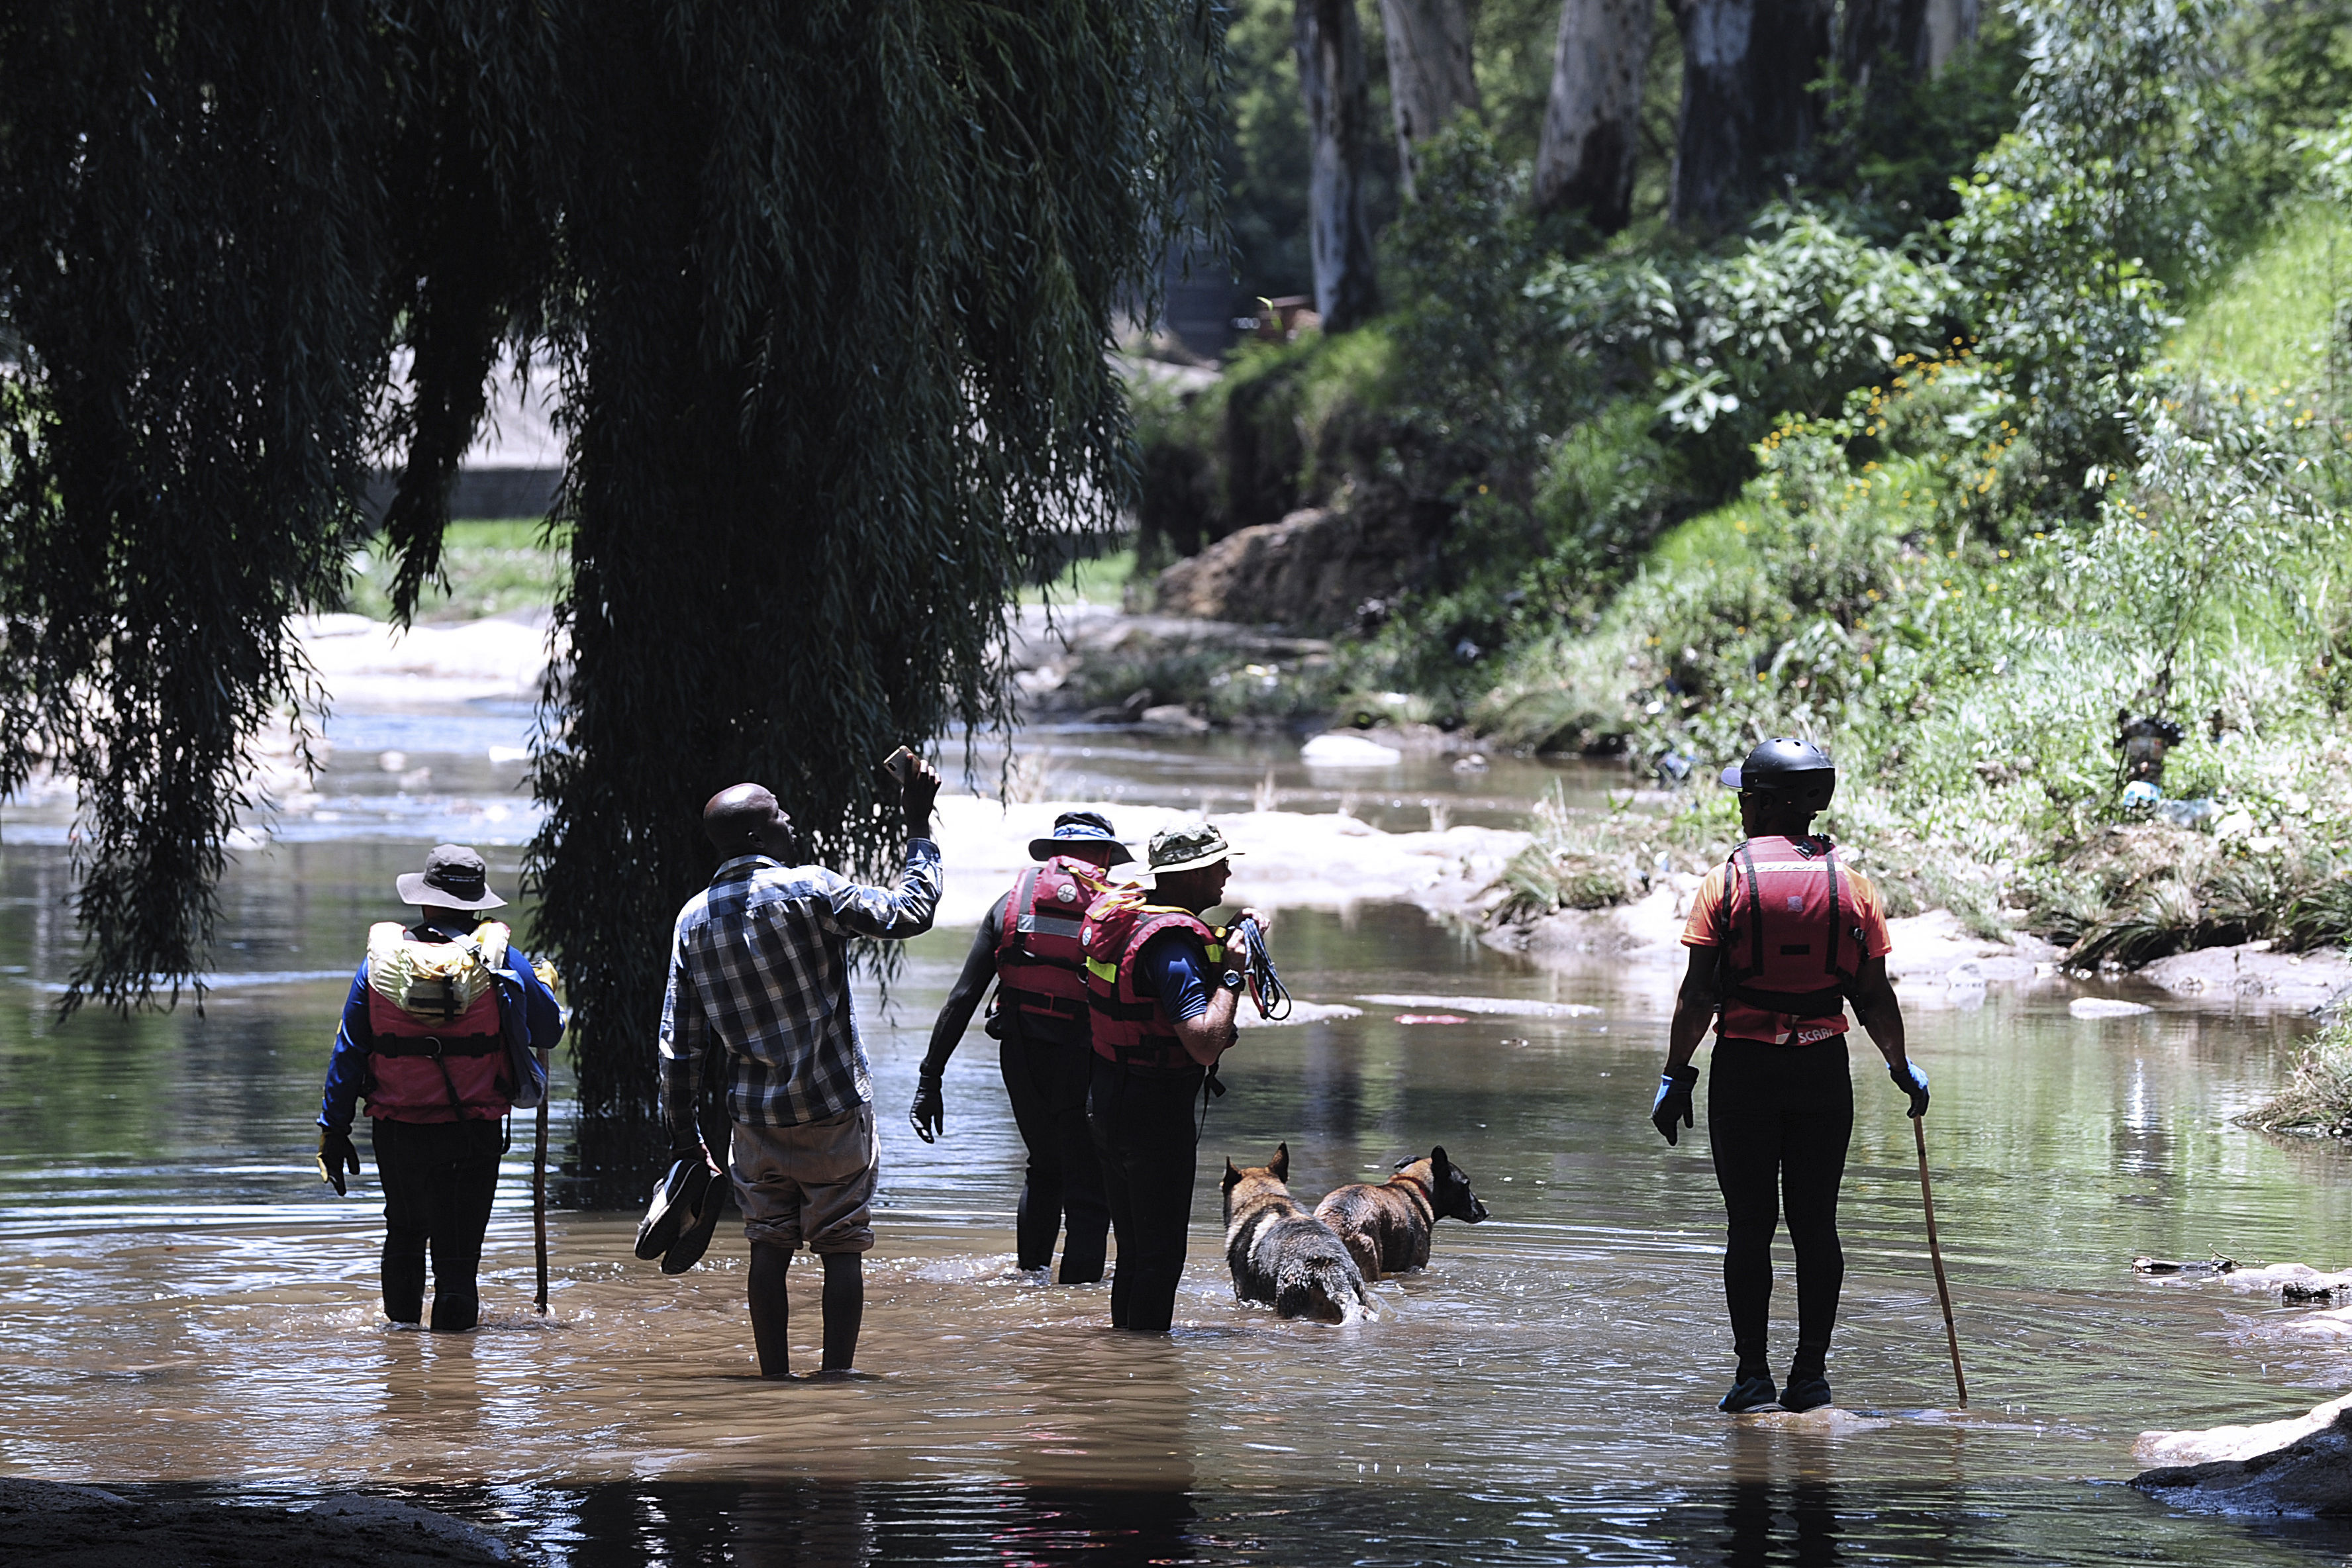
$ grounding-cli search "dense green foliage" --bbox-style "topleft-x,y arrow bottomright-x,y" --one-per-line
1,2 -> 1222,1175
1140,0 -> 2352,962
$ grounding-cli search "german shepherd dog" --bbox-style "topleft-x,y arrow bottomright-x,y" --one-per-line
1221,1144 -> 1373,1323
1313,1147 -> 1490,1280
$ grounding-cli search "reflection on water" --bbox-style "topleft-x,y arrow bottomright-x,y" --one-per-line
5,818 -> 2352,1561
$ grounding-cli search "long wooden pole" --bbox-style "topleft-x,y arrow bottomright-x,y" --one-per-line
532,1092 -> 550,1315
1913,1114 -> 1966,1407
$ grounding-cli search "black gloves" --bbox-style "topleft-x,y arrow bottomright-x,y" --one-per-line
317,1126 -> 361,1197
910,1074 -> 945,1144
1891,1059 -> 1930,1118
1651,1064 -> 1699,1145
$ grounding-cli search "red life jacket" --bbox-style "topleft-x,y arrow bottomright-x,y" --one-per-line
1712,836 -> 1865,1038
1080,887 -> 1226,1070
362,921 -> 514,1123
993,856 -> 1113,1048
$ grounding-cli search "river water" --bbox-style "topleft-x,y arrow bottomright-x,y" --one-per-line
5,720 -> 2352,1564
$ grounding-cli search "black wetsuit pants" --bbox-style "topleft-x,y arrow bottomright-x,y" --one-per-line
372,1116 -> 503,1330
1002,1027 -> 1111,1282
1087,1055 -> 1206,1332
1706,1036 -> 1853,1377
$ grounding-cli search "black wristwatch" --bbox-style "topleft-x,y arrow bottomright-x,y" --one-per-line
1220,969 -> 1245,993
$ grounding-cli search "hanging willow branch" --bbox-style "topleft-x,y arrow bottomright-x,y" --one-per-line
0,0 -> 1224,1171
530,2 -> 1227,1178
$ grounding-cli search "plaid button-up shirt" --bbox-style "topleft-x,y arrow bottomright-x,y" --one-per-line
660,841 -> 941,1136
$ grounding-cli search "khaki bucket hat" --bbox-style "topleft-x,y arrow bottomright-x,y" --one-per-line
1142,822 -> 1242,879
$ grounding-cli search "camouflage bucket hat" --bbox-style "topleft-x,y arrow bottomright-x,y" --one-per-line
1144,822 -> 1242,877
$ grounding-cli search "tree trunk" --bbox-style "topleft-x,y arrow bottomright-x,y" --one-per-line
1668,0 -> 1834,235
1838,0 -> 1981,128
1534,0 -> 1655,230
1377,0 -> 1481,197
1295,0 -> 1381,330
1920,0 -> 1981,75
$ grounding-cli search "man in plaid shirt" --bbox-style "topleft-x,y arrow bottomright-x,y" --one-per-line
661,756 -> 942,1377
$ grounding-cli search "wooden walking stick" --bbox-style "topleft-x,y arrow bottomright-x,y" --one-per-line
528,959 -> 562,1318
1912,1114 -> 1967,1407
532,1090 -> 550,1314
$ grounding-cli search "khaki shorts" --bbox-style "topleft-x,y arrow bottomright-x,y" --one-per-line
730,1102 -> 879,1253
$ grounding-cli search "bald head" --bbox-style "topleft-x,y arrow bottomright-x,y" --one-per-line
705,783 -> 795,859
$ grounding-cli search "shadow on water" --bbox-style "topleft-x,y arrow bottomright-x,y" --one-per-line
125,1473 -> 2348,1566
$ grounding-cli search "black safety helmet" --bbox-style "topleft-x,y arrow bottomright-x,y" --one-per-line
1720,738 -> 1837,812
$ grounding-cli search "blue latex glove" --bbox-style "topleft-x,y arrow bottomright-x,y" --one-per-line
1651,1064 -> 1698,1145
1891,1059 -> 1930,1118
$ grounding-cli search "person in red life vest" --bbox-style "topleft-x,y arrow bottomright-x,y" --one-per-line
315,844 -> 564,1331
1081,822 -> 1271,1332
1650,739 -> 1926,1414
662,761 -> 942,1377
908,810 -> 1132,1283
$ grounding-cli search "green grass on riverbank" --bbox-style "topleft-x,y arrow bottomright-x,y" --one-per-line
344,529 -> 1137,624
1019,547 -> 1136,608
1467,202 -> 2352,959
342,519 -> 567,623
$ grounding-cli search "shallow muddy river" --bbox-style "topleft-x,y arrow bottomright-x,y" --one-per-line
5,722 -> 2352,1563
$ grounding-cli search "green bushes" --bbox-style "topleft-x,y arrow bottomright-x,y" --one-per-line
1128,328 -> 1398,569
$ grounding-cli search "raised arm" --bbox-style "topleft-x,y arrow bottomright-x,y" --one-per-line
922,895 -> 1006,1077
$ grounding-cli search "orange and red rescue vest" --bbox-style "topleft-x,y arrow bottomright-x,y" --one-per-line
1080,887 -> 1226,1070
1712,835 -> 1865,1026
993,856 -> 1114,1048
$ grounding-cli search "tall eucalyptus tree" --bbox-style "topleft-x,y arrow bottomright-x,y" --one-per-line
1534,0 -> 1655,229
1296,0 -> 1383,328
1378,0 -> 1483,195
1669,0 -> 1836,232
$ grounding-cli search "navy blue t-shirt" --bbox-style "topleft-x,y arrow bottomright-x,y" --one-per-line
1136,929 -> 1212,1024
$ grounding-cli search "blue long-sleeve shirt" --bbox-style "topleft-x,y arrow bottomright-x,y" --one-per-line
319,922 -> 565,1131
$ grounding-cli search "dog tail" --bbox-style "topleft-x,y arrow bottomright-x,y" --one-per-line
1277,1256 -> 1379,1324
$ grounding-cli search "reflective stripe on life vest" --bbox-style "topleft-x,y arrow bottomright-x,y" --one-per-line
994,858 -> 1113,1046
1714,836 -> 1863,1021
1079,887 -> 1224,1069
362,920 -> 514,1122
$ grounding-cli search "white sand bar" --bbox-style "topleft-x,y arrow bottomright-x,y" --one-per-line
928,793 -> 1526,928
1356,994 -> 1601,1018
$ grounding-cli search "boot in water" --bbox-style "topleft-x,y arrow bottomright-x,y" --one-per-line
1781,1357 -> 1832,1412
1719,1369 -> 1779,1413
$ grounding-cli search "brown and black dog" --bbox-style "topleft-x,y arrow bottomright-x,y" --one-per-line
1313,1147 -> 1490,1280
1221,1143 -> 1373,1323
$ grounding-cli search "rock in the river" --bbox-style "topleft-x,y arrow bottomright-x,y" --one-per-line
2135,943 -> 2352,1010
2133,1400 -> 2352,1514
0,1477 -> 511,1564
1300,732 -> 1402,767
2070,997 -> 2155,1018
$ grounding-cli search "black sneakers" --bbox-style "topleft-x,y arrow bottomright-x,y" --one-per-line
1780,1371 -> 1833,1412
1719,1371 -> 1780,1413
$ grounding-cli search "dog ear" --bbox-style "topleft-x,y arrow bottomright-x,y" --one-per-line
1271,1142 -> 1289,1181
1431,1146 -> 1450,1175
1222,1159 -> 1242,1193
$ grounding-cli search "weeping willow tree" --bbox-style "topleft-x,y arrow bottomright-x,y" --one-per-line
0,1 -> 1224,1183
